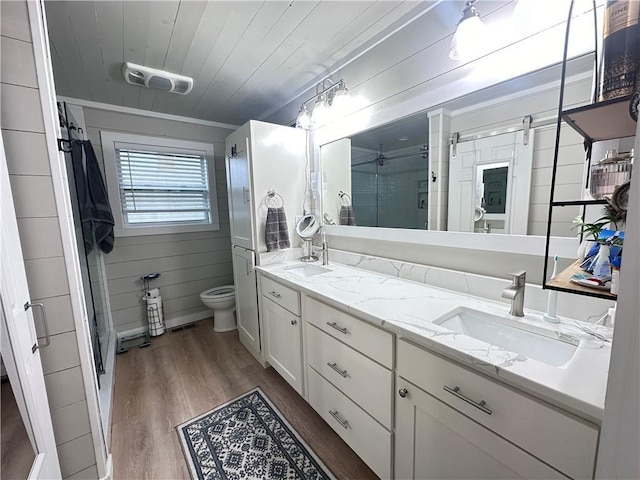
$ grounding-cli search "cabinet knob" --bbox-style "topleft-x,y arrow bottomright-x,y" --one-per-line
291,319 -> 298,326
398,388 -> 408,398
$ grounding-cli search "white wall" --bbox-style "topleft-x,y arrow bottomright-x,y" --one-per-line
1,2 -> 98,477
79,108 -> 236,334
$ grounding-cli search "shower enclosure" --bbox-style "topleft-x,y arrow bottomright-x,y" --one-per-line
351,146 -> 430,229
58,103 -> 114,397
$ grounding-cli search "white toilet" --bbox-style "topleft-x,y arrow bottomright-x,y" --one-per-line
200,285 -> 237,332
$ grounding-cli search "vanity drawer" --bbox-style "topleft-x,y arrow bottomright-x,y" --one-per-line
307,367 -> 392,479
306,323 -> 393,429
397,340 -> 598,480
305,297 -> 393,369
260,275 -> 300,316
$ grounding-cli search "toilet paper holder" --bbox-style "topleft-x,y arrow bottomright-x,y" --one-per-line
141,272 -> 161,294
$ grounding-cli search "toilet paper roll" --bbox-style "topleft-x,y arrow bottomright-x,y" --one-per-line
145,288 -> 160,299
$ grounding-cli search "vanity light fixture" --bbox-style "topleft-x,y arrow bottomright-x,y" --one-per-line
331,80 -> 351,116
312,90 -> 332,127
296,104 -> 311,129
295,78 -> 352,130
449,0 -> 488,61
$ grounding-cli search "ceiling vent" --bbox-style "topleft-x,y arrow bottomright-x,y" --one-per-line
122,62 -> 193,95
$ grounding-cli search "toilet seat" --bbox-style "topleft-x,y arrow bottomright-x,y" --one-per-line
201,286 -> 235,299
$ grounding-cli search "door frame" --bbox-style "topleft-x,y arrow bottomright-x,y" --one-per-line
27,1 -> 111,476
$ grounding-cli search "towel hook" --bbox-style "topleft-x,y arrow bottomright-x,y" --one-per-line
266,189 -> 284,208
338,190 -> 352,206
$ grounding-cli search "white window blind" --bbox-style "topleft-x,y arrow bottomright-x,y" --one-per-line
115,146 -> 211,226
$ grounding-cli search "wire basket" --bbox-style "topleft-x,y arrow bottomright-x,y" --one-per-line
147,300 -> 165,336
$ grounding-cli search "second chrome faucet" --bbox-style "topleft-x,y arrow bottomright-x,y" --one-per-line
502,271 -> 526,317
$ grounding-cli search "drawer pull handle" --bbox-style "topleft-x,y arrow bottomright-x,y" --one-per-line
269,291 -> 281,299
398,388 -> 408,398
326,321 -> 348,334
327,362 -> 348,378
329,410 -> 349,429
443,385 -> 492,415
291,319 -> 298,326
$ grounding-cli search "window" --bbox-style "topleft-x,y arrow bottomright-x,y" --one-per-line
101,132 -> 219,236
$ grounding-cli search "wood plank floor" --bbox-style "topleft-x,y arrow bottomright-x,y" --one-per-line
1,379 -> 35,479
111,320 -> 378,479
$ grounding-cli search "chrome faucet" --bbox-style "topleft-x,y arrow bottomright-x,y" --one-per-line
501,271 -> 526,317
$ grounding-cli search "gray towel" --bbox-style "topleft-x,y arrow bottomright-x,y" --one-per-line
70,139 -> 115,254
82,141 -> 114,254
265,207 -> 290,252
339,205 -> 356,226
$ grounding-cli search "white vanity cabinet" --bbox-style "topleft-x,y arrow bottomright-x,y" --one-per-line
304,297 -> 394,479
259,275 -> 304,394
395,340 -> 599,480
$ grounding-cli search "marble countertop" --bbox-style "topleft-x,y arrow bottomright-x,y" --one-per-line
256,260 -> 612,424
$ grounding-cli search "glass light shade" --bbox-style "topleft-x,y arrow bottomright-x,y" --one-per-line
295,105 -> 311,129
449,15 -> 487,61
312,96 -> 332,127
331,86 -> 352,117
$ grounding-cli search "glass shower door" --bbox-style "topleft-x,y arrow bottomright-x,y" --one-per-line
59,103 -> 113,382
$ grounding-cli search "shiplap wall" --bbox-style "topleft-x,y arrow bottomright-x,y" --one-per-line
80,108 -> 236,334
448,76 -> 593,237
1,2 -> 98,477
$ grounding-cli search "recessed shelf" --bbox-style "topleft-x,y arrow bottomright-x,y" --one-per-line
545,259 -> 617,300
562,95 -> 637,142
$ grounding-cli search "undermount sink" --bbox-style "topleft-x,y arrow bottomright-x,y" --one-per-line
435,307 -> 579,367
284,264 -> 331,277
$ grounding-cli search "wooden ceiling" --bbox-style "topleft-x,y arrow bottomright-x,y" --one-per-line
45,1 -> 434,125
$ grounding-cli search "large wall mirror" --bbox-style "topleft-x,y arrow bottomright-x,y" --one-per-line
319,56 -> 603,239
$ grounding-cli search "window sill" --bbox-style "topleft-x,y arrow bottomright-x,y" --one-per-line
114,222 -> 220,237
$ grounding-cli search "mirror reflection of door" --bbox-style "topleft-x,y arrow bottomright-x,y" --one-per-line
1,352 -> 37,479
448,130 -> 534,234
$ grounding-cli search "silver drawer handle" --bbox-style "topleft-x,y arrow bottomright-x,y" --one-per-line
443,385 -> 492,415
329,410 -> 349,429
326,321 -> 348,334
268,291 -> 281,299
327,362 -> 348,378
24,302 -> 50,352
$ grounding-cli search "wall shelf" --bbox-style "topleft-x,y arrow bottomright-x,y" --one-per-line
546,260 -> 617,300
561,95 -> 636,143
542,5 -> 636,301
551,199 -> 608,207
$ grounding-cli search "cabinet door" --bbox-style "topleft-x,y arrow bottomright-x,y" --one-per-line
395,377 -> 568,480
232,247 -> 260,353
263,298 -> 303,394
226,138 -> 253,250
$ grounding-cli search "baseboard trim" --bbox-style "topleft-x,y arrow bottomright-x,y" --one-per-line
116,310 -> 213,340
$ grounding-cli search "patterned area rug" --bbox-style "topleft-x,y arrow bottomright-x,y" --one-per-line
177,388 -> 334,480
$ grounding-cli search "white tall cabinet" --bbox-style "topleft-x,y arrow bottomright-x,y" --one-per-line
225,121 -> 306,362
231,246 -> 260,353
